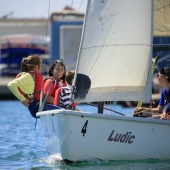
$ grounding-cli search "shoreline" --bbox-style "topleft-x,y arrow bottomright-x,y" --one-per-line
0,77 -> 160,108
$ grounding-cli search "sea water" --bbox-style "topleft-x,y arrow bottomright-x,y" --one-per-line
1,100 -> 170,170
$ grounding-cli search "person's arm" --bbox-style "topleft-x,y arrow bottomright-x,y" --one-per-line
134,89 -> 164,114
7,73 -> 34,106
133,103 -> 163,114
7,78 -> 26,102
151,105 -> 164,113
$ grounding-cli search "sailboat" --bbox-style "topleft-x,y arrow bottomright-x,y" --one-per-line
37,0 -> 170,162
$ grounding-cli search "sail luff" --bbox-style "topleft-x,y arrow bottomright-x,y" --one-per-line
73,0 -> 91,88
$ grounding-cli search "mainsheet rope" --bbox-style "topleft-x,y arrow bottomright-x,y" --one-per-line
58,0 -> 85,108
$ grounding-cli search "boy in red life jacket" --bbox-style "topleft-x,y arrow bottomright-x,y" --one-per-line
43,60 -> 67,109
54,70 -> 78,109
7,55 -> 43,118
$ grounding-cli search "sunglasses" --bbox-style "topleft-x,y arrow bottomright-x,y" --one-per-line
157,74 -> 166,78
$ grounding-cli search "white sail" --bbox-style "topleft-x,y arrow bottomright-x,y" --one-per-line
74,0 -> 153,103
154,0 -> 170,36
37,0 -> 170,163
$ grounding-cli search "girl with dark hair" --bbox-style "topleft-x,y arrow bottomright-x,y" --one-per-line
43,60 -> 67,105
7,55 -> 43,118
133,67 -> 170,119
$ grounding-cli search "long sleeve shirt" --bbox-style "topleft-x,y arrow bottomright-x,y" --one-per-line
159,88 -> 170,106
7,72 -> 34,102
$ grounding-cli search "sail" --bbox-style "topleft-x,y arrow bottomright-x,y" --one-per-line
74,0 -> 153,103
154,0 -> 170,36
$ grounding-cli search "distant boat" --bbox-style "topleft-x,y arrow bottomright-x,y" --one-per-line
37,0 -> 170,162
0,34 -> 49,76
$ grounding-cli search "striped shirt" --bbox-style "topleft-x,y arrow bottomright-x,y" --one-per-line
59,85 -> 72,108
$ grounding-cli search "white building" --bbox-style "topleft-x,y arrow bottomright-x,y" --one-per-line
0,18 -> 49,38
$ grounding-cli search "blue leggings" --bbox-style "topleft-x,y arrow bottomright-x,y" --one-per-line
28,100 -> 61,118
162,103 -> 170,113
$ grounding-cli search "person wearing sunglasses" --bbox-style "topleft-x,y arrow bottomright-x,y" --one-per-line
133,67 -> 170,119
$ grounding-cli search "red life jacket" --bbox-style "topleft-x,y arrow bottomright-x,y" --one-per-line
16,71 -> 43,100
54,87 -> 77,108
43,77 -> 67,97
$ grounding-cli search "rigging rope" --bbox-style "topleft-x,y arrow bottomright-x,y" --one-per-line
38,0 -> 85,112
162,0 -> 170,53
60,0 -> 84,60
39,0 -> 51,110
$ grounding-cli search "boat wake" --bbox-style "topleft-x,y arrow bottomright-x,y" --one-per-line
45,155 -> 170,169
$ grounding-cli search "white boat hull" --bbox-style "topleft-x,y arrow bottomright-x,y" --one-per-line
37,109 -> 170,161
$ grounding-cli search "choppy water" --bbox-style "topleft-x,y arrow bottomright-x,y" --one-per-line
1,100 -> 170,170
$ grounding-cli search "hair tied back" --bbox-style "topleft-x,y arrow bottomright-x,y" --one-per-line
23,58 -> 27,64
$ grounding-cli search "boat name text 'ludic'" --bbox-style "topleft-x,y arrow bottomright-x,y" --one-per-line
108,130 -> 135,144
